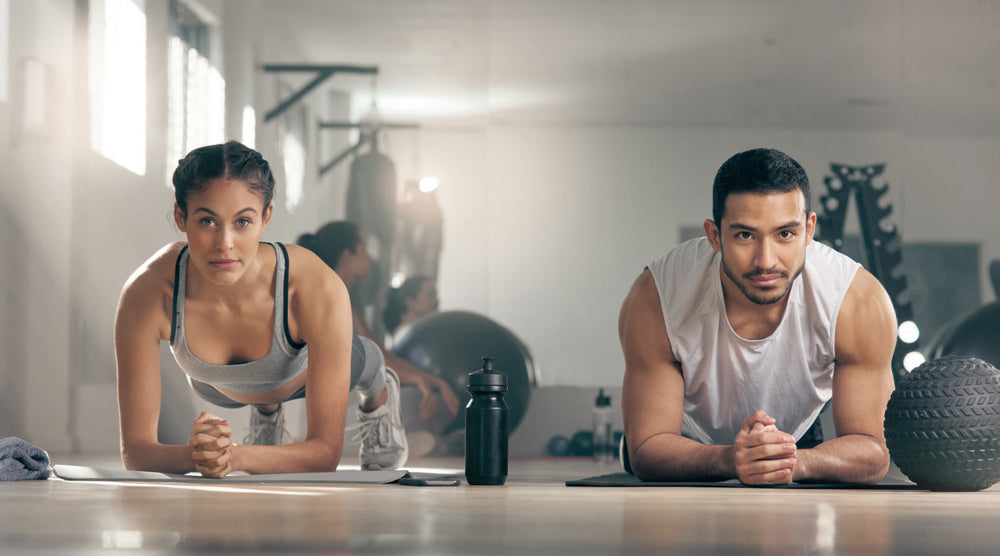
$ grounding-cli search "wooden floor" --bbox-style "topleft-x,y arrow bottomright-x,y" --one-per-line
2,455 -> 999,555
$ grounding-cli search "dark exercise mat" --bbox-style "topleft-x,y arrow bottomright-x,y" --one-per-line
53,464 -> 409,484
566,472 -> 920,489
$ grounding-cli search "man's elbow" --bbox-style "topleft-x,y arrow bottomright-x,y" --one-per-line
628,445 -> 676,483
852,439 -> 891,484
864,447 -> 892,484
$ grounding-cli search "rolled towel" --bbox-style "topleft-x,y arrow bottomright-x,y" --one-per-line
0,437 -> 52,481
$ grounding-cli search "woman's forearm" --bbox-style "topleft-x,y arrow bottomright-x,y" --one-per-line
231,439 -> 342,475
122,441 -> 197,475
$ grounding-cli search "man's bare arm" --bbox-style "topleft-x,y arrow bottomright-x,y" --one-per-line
792,268 -> 896,484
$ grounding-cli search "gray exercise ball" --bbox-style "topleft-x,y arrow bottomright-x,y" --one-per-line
391,310 -> 537,439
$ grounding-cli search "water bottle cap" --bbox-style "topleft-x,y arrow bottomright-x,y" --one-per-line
468,356 -> 508,392
595,388 -> 611,407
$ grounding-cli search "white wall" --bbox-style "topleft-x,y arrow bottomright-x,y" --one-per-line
479,126 -> 913,386
1,1 -> 998,452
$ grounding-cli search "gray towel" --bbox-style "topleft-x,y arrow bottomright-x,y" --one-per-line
0,437 -> 52,480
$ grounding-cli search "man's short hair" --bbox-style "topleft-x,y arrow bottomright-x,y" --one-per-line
712,148 -> 810,226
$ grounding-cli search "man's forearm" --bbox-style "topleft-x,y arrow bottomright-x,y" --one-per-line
794,434 -> 890,484
630,432 -> 735,482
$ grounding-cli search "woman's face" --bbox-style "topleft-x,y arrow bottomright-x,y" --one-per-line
338,234 -> 371,281
174,178 -> 272,286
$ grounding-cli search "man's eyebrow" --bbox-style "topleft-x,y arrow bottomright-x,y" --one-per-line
727,220 -> 803,231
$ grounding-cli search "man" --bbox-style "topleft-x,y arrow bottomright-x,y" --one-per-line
619,148 -> 897,485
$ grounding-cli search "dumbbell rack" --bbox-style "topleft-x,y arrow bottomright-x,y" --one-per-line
815,163 -> 916,383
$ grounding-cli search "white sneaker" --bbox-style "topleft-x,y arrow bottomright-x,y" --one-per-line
350,368 -> 409,470
243,404 -> 289,446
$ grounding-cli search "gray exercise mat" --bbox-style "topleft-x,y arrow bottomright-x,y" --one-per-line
52,464 -> 408,484
566,472 -> 919,489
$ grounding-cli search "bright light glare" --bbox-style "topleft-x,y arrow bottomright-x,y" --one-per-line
903,351 -> 926,372
102,530 -> 143,549
898,320 -> 920,344
418,176 -> 440,193
242,105 -> 256,148
90,0 -> 147,176
282,132 -> 305,212
391,272 -> 406,288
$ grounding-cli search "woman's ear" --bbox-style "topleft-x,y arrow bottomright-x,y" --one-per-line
261,203 -> 274,230
174,203 -> 187,232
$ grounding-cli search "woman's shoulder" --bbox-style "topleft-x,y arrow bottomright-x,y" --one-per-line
116,242 -> 185,333
121,242 -> 187,297
281,243 -> 336,278
280,243 -> 348,299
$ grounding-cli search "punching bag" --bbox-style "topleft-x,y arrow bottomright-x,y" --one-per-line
346,136 -> 398,336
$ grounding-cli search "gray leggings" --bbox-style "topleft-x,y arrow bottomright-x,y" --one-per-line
189,335 -> 387,409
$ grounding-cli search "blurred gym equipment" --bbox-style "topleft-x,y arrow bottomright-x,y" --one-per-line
392,310 -> 538,445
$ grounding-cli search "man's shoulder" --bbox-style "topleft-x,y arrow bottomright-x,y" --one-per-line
652,237 -> 714,271
803,241 -> 862,286
647,237 -> 719,329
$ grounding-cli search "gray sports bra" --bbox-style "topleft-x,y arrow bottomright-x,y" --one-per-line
169,242 -> 309,394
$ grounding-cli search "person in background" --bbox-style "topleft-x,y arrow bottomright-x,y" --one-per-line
115,141 -> 407,478
383,275 -> 439,337
298,222 -> 459,422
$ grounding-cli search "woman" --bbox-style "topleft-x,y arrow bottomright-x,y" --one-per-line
383,275 -> 438,336
297,222 -> 459,422
115,141 -> 406,478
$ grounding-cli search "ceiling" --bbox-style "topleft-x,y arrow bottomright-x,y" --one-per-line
260,0 -> 1000,135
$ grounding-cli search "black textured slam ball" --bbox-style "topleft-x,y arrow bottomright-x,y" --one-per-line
884,356 -> 1000,491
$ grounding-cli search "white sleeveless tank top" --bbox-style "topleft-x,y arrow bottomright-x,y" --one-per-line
647,237 -> 860,445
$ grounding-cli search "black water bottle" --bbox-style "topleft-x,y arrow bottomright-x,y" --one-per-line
465,356 -> 509,485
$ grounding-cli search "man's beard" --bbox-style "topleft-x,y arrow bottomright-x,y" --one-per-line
721,254 -> 804,306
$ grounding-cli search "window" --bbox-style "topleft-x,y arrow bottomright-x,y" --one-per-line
89,0 -> 147,175
0,0 -> 8,103
166,0 -> 224,186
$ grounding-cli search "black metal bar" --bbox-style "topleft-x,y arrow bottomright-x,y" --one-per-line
318,122 -> 362,130
262,65 -> 378,123
319,138 -> 366,177
265,69 -> 334,122
263,64 -> 377,74
318,121 -> 421,130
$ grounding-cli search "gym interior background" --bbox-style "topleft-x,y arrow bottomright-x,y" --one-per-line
2,0 -> 1000,459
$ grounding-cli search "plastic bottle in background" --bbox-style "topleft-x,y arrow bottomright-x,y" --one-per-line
593,388 -> 613,463
465,356 -> 509,485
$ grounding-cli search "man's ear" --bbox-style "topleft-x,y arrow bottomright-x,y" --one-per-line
805,211 -> 817,245
704,219 -> 722,252
174,203 -> 187,232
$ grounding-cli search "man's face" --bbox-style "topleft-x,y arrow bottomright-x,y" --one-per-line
705,190 -> 816,306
